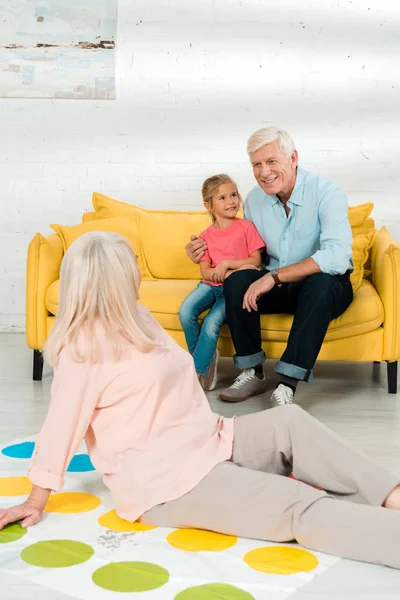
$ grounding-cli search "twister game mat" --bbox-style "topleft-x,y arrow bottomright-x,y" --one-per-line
0,437 -> 339,599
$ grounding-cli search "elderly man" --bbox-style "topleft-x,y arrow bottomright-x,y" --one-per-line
186,127 -> 353,405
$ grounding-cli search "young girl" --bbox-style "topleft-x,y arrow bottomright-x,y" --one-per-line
1,231 -> 400,571
179,174 -> 265,391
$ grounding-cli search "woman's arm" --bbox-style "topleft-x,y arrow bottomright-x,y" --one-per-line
0,351 -> 102,530
0,485 -> 51,530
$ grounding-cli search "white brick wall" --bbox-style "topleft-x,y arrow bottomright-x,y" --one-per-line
1,0 -> 399,330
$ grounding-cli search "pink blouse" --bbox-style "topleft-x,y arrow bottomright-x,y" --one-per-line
28,307 -> 234,522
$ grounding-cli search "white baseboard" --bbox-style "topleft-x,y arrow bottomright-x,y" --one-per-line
0,315 -> 25,333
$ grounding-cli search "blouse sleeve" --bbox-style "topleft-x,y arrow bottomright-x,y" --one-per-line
28,350 -> 102,491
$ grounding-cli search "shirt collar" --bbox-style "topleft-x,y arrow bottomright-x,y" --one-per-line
269,166 -> 305,207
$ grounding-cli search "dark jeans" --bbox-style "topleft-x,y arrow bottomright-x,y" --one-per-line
223,270 -> 354,382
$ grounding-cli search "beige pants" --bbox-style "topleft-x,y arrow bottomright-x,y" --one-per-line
141,405 -> 400,569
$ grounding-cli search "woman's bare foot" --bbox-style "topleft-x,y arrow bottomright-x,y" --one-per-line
383,484 -> 400,509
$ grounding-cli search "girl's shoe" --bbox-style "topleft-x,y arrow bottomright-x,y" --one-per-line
200,350 -> 220,392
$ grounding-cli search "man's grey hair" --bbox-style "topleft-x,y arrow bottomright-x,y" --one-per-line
247,127 -> 296,158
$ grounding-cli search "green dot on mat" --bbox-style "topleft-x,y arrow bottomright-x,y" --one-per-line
175,583 -> 255,600
92,561 -> 170,592
21,540 -> 94,568
0,522 -> 27,544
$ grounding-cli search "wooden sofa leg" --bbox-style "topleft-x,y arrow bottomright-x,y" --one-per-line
33,350 -> 44,381
386,361 -> 398,394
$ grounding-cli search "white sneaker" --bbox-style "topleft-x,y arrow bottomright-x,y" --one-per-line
271,383 -> 294,406
219,368 -> 268,402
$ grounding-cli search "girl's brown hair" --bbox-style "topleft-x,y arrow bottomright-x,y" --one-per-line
201,174 -> 242,222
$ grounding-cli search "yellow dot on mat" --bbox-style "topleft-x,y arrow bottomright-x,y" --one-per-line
98,510 -> 157,532
45,492 -> 101,514
0,477 -> 32,497
167,528 -> 237,552
244,546 -> 318,575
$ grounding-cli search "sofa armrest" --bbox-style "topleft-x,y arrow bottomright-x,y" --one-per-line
371,227 -> 400,361
26,233 -> 64,351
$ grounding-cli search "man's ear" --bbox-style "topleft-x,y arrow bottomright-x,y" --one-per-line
291,150 -> 299,168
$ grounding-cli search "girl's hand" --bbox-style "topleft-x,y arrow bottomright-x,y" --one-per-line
0,501 -> 44,530
212,261 -> 229,283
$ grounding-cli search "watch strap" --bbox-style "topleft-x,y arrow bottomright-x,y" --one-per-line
271,271 -> 282,286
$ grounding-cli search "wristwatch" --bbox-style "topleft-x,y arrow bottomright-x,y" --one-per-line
270,268 -> 282,287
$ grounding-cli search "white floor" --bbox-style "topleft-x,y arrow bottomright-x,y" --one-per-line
1,333 -> 400,600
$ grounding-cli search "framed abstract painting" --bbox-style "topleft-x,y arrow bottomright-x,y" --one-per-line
0,0 -> 116,99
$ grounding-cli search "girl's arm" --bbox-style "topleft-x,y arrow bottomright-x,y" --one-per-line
199,260 -> 216,281
213,250 -> 263,283
0,351 -> 102,530
220,249 -> 263,271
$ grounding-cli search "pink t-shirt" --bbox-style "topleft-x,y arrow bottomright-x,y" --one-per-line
199,218 -> 265,286
28,307 -> 234,523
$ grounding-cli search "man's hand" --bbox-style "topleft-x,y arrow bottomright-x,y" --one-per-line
0,500 -> 44,530
212,261 -> 229,283
243,273 -> 275,312
185,235 -> 207,264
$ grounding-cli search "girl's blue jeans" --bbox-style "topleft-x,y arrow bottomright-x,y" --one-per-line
179,282 -> 226,376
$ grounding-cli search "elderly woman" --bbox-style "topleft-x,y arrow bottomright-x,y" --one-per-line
1,231 -> 399,570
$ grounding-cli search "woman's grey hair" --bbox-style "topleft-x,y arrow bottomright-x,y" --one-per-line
247,127 -> 296,158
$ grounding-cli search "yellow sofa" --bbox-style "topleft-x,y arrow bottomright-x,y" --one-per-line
26,193 -> 400,393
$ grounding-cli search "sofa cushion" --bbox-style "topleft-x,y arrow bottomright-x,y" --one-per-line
350,230 -> 376,292
140,278 -> 383,341
139,211 -> 210,279
258,279 -> 383,342
50,217 -> 153,280
45,279 -> 60,316
348,202 -> 374,229
91,192 -> 213,279
92,191 -> 210,219
45,278 -> 383,342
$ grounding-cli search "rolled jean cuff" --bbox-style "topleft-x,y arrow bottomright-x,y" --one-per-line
275,360 -> 313,382
234,350 -> 266,369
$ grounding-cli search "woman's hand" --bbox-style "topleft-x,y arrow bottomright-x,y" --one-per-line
185,236 -> 208,264
212,261 -> 229,283
243,273 -> 275,311
0,500 -> 44,530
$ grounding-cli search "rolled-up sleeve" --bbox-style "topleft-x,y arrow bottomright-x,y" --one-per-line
311,185 -> 352,275
28,351 -> 101,491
